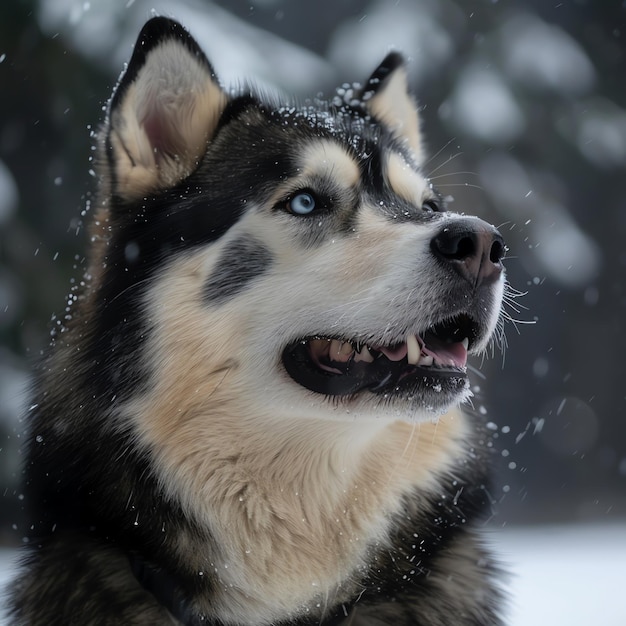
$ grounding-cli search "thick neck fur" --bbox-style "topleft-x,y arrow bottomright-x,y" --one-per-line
126,373 -> 467,623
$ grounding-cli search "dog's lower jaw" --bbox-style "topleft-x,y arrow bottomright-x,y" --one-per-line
296,377 -> 474,426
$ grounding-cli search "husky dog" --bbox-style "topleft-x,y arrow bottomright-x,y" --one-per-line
9,16 -> 507,625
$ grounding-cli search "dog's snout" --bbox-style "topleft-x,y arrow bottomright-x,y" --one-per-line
431,218 -> 505,287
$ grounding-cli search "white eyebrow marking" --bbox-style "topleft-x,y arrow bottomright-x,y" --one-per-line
300,140 -> 361,189
386,151 -> 429,205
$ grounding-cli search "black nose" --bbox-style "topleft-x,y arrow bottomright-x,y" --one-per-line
431,218 -> 505,287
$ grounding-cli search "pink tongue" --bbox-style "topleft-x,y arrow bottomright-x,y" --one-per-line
378,339 -> 468,369
423,341 -> 467,369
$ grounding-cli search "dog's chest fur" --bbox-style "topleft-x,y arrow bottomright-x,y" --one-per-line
129,390 -> 467,622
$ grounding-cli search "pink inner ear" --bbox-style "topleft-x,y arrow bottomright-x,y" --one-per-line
142,106 -> 175,161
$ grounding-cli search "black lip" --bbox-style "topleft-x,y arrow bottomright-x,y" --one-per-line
281,339 -> 468,398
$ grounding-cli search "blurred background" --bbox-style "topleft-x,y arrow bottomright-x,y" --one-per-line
0,0 -> 625,618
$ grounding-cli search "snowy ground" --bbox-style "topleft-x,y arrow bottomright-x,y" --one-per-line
491,524 -> 626,625
1,524 -> 625,624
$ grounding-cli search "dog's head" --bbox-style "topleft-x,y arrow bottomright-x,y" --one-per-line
90,17 -> 505,426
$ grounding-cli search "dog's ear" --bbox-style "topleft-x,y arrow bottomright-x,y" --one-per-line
101,17 -> 228,201
363,53 -> 424,163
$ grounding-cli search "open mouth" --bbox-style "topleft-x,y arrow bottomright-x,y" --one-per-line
282,314 -> 480,397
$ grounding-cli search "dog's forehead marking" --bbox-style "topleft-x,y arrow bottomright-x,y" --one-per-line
298,139 -> 361,189
386,151 -> 429,206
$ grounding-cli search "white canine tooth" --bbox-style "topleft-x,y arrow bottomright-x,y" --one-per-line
461,337 -> 469,350
355,344 -> 374,363
329,339 -> 342,359
407,334 -> 420,365
330,339 -> 353,362
418,354 -> 434,367
339,341 -> 354,356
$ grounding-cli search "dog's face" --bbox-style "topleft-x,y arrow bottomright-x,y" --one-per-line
91,18 -> 505,428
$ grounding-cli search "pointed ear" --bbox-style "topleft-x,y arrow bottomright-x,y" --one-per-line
101,17 -> 228,201
363,53 -> 424,163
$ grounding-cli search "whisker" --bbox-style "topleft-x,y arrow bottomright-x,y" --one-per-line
107,276 -> 155,306
467,363 -> 486,380
422,137 -> 458,169
426,151 -> 464,177
428,171 -> 479,180
431,182 -> 485,191
495,220 -> 513,230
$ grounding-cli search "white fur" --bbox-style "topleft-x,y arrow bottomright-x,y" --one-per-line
386,151 -> 430,206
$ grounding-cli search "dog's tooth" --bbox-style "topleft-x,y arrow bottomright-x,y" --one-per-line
354,344 -> 374,363
418,354 -> 434,367
330,339 -> 353,363
407,334 -> 420,365
309,338 -> 330,357
461,337 -> 469,350
339,341 -> 355,358
329,339 -> 342,359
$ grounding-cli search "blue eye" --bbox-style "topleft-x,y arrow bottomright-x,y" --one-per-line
422,199 -> 440,213
288,192 -> 316,215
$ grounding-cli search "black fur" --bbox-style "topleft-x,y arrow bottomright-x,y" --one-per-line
204,237 -> 273,304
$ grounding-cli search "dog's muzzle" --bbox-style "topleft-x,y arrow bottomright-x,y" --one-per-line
281,217 -> 505,401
